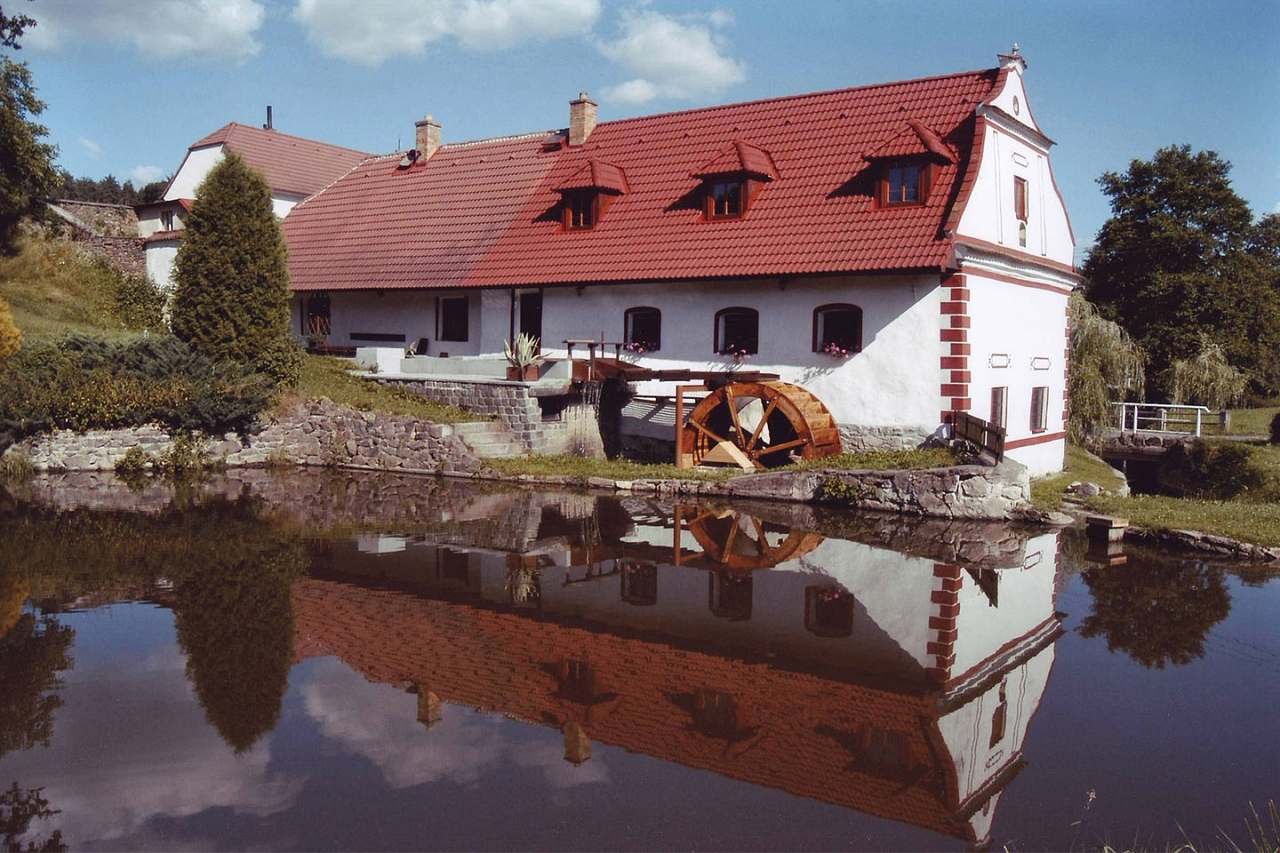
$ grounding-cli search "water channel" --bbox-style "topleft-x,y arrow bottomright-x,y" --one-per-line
0,470 -> 1275,851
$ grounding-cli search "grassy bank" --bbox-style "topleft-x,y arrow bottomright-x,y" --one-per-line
1030,445 -> 1128,511
1224,402 -> 1279,436
277,356 -> 482,424
488,447 -> 958,482
0,235 -> 160,342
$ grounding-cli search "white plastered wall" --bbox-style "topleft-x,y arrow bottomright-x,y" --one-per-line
164,145 -> 225,201
966,271 -> 1068,475
295,289 -> 486,356
537,274 -> 944,430
143,240 -> 180,292
955,67 -> 1075,268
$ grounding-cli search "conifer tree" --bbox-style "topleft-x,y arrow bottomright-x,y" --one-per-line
0,295 -> 19,359
171,153 -> 300,385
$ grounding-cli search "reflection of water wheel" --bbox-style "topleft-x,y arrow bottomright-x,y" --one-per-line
680,381 -> 841,470
685,509 -> 824,571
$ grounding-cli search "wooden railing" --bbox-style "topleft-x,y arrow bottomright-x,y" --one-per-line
952,411 -> 1005,462
1112,402 -> 1218,436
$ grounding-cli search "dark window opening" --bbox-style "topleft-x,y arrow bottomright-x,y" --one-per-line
438,295 -> 469,342
437,548 -> 471,587
989,680 -> 1008,747
813,303 -> 863,354
161,209 -> 175,231
690,689 -> 754,740
707,180 -> 744,219
990,386 -> 1008,429
304,293 -> 331,338
620,560 -> 657,606
556,659 -> 605,705
624,306 -> 661,352
708,572 -> 753,621
1030,386 -> 1049,433
1014,176 -> 1028,222
715,307 -> 759,355
565,192 -> 595,229
805,585 -> 854,637
350,331 -> 406,343
861,728 -> 910,776
885,164 -> 921,205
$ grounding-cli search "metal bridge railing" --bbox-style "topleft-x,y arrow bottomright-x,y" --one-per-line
1112,402 -> 1215,436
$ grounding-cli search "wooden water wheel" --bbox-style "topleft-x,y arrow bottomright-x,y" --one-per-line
679,381 -> 842,470
684,508 -> 825,571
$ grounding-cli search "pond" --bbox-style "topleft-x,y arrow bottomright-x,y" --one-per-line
0,470 -> 1276,851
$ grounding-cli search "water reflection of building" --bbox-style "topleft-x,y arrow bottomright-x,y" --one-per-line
299,496 -> 1064,847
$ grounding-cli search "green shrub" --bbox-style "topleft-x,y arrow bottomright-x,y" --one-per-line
155,434 -> 222,481
112,273 -> 166,331
114,446 -> 151,477
171,153 -> 300,387
1157,440 -> 1265,500
0,335 -> 273,441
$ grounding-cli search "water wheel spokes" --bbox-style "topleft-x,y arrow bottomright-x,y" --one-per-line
680,381 -> 842,470
686,509 -> 826,571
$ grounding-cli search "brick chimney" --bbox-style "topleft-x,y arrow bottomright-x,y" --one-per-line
568,92 -> 597,147
415,114 -> 442,158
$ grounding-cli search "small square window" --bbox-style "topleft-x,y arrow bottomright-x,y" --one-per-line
565,192 -> 595,229
624,307 -> 661,352
886,164 -> 921,205
439,296 -> 469,342
715,307 -> 758,355
708,181 -> 743,218
161,210 -> 175,231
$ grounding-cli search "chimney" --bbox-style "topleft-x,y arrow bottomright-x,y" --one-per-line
568,91 -> 597,147
263,105 -> 273,130
415,114 -> 442,158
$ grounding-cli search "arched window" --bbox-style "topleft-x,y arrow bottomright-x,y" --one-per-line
812,303 -> 862,354
623,306 -> 661,352
714,307 -> 759,356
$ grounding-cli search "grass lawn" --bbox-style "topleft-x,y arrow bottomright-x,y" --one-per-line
1030,444 -> 1127,511
1084,493 -> 1280,548
278,356 -> 482,424
1224,403 -> 1279,436
488,447 -> 959,482
0,236 -> 143,342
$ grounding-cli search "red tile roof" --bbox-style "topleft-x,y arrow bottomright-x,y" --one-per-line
187,122 -> 371,198
556,158 -> 630,194
693,140 -> 779,180
285,68 -> 1003,291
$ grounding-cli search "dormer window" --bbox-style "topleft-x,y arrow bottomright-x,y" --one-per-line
866,119 -> 955,210
692,141 -> 778,223
556,159 -> 628,231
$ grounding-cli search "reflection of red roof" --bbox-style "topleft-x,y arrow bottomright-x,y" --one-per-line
187,122 -> 370,197
292,576 -> 990,843
284,68 -> 1001,292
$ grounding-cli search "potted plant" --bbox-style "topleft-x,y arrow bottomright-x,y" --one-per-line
504,332 -> 545,381
822,341 -> 853,359
622,340 -> 650,361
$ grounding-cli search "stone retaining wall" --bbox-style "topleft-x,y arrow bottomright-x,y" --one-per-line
385,378 -> 603,456
4,399 -> 482,476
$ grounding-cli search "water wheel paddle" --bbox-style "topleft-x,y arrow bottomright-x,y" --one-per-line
685,508 -> 825,571
680,381 -> 842,470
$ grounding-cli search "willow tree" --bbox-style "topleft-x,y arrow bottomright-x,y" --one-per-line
1067,292 -> 1146,444
171,153 -> 300,386
1167,336 -> 1247,411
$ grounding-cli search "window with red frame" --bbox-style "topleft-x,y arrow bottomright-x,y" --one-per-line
707,180 -> 744,219
879,162 -> 924,206
564,192 -> 595,229
1014,176 -> 1028,222
1030,386 -> 1049,433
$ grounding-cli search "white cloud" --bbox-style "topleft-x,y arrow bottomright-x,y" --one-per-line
597,9 -> 746,105
130,165 -> 167,185
293,0 -> 600,66
26,0 -> 264,61
79,137 -> 103,157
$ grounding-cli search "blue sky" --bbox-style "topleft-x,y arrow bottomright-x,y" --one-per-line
14,0 -> 1280,254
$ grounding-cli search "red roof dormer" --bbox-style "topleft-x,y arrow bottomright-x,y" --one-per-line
555,159 -> 629,230
692,141 -> 778,221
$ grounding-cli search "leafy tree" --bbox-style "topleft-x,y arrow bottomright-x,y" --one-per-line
0,295 -> 19,359
171,536 -> 305,753
171,153 -> 301,386
0,58 -> 58,255
1167,335 -> 1247,410
1083,145 -> 1280,397
1067,292 -> 1145,443
1080,558 -> 1230,669
0,611 -> 74,761
0,4 -> 35,50
0,783 -> 66,853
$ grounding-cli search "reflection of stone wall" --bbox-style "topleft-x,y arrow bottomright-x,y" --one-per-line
6,400 -> 482,476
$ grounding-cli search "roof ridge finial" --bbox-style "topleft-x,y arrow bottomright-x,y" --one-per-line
998,42 -> 1027,72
